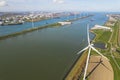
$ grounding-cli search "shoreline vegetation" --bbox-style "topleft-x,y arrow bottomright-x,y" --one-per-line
68,15 -> 93,22
0,15 -> 93,40
91,17 -> 120,80
65,19 -> 110,80
0,23 -> 61,40
65,15 -> 120,80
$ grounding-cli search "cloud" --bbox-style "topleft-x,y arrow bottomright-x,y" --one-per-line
0,0 -> 6,7
53,0 -> 64,4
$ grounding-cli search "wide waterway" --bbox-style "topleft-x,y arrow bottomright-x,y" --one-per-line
0,12 -> 108,80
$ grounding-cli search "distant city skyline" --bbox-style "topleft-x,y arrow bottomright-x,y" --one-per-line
0,0 -> 120,12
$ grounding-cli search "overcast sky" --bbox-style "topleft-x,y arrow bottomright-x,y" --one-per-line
0,0 -> 120,12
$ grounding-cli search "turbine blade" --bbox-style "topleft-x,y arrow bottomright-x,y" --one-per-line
77,46 -> 89,54
87,24 -> 90,45
91,46 -> 108,60
83,47 -> 91,80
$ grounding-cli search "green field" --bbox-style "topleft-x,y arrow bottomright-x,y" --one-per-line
92,21 -> 120,80
65,19 -> 120,80
93,30 -> 112,43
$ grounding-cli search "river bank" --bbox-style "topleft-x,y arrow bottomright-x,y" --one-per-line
0,23 -> 61,40
65,51 -> 88,80
68,15 -> 93,22
90,16 -> 120,80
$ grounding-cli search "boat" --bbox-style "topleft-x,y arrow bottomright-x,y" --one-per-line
90,18 -> 95,21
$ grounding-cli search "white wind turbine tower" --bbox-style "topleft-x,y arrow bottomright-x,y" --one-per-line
77,24 -> 108,80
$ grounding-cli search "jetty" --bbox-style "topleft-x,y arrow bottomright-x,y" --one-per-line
58,21 -> 72,26
91,25 -> 112,32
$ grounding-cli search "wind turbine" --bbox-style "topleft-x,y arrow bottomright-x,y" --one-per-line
31,12 -> 35,28
77,24 -> 108,80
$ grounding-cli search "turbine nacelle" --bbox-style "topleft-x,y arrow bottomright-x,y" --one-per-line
91,43 -> 94,46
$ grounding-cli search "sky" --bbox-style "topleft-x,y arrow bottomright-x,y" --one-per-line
0,0 -> 120,12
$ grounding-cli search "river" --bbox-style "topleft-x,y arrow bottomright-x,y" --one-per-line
0,12 -> 108,80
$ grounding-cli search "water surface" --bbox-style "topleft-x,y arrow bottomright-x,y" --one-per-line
0,12 -> 108,80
